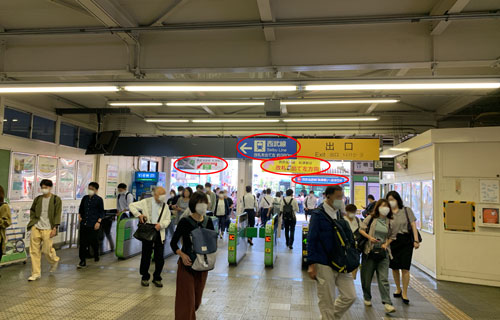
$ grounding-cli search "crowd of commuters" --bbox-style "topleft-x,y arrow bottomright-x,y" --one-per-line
0,178 -> 422,319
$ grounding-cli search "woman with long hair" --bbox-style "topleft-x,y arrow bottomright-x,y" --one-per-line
385,190 -> 420,304
359,199 -> 397,314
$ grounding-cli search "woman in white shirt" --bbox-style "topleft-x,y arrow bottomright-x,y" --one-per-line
214,192 -> 230,239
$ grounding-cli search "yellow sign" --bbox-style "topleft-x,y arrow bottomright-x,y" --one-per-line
265,248 -> 271,253
264,159 -> 321,174
298,139 -> 380,160
228,246 -> 234,251
354,184 -> 367,210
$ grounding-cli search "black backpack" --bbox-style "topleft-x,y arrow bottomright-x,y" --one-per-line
283,198 -> 295,220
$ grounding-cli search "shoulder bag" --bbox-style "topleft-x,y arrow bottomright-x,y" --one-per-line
404,207 -> 422,243
133,203 -> 165,242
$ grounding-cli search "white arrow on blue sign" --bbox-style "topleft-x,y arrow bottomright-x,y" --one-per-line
237,138 -> 297,159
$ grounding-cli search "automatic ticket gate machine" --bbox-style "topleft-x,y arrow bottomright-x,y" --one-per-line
228,212 -> 248,265
228,212 -> 279,267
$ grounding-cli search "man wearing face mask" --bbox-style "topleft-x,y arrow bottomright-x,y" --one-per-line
116,183 -> 134,219
77,182 -> 105,269
129,186 -> 171,287
307,185 -> 357,320
27,179 -> 62,281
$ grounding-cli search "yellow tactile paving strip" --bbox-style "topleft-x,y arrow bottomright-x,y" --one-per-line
409,275 -> 473,320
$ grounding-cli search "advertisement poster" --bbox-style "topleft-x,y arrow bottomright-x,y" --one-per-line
482,208 -> 499,224
36,156 -> 58,195
105,164 -> 118,199
76,162 -> 93,199
1,203 -> 31,264
479,180 -> 499,203
10,153 -> 36,201
354,182 -> 367,211
421,180 -> 434,233
411,182 -> 422,229
58,158 -> 76,199
394,183 -> 402,195
263,158 -> 321,174
402,182 -> 411,207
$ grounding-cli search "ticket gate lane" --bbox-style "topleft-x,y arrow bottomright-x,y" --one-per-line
228,212 -> 248,265
264,213 -> 279,268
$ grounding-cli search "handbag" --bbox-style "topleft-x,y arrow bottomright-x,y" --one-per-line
368,246 -> 386,261
133,203 -> 165,242
357,216 -> 374,252
404,207 -> 422,243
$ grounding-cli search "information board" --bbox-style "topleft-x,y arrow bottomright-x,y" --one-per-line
298,139 -> 379,161
263,159 -> 321,174
294,175 -> 348,185
237,138 -> 296,159
10,153 -> 36,201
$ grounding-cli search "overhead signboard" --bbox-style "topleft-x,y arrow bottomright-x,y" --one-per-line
374,158 -> 395,172
176,157 -> 226,171
297,139 -> 380,161
263,159 -> 321,174
237,138 -> 297,159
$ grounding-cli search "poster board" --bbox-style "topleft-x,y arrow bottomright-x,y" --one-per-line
421,180 -> 434,233
411,182 -> 422,229
76,161 -> 93,199
36,155 -> 58,195
402,182 -> 411,207
443,201 -> 475,232
394,183 -> 402,195
58,158 -> 76,200
105,164 -> 118,199
479,180 -> 499,203
354,182 -> 366,210
9,152 -> 36,201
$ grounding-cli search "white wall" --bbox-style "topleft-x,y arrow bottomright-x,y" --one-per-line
435,142 -> 500,286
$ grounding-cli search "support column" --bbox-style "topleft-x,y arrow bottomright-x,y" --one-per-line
163,157 -> 172,189
0,96 -> 5,134
237,159 -> 253,214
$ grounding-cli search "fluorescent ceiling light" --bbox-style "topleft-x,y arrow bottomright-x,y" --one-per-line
109,102 -> 163,106
192,119 -> 280,123
380,154 -> 397,158
281,99 -> 398,105
305,82 -> 500,91
124,85 -> 296,92
283,117 -> 379,122
389,147 -> 411,151
145,119 -> 189,123
166,102 -> 265,106
0,86 -> 118,93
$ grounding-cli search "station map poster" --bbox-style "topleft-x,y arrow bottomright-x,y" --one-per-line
421,180 -> 434,233
36,155 -> 58,195
76,162 -> 93,199
298,139 -> 379,161
479,180 -> 499,203
105,164 -> 118,199
58,158 -> 76,200
411,182 -> 422,229
10,152 -> 36,201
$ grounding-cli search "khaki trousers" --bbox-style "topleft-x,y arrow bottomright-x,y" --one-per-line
30,226 -> 59,276
316,263 -> 357,320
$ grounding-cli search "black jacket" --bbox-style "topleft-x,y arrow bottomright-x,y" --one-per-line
79,195 -> 105,227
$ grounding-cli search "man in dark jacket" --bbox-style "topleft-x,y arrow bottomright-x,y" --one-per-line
362,194 -> 376,218
77,182 -> 104,268
307,185 -> 357,320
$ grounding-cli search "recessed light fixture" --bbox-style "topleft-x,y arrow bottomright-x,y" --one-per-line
0,86 -> 119,93
282,117 -> 380,122
305,82 -> 500,91
145,119 -> 190,123
192,119 -> 280,123
281,99 -> 398,105
124,85 -> 297,92
109,102 -> 163,106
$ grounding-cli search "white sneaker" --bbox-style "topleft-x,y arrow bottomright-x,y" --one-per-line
49,261 -> 59,273
28,275 -> 41,281
384,304 -> 396,313
364,300 -> 372,306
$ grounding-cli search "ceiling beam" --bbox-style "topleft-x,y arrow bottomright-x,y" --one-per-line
76,0 -> 138,45
149,0 -> 191,27
46,0 -> 93,16
430,0 -> 471,36
436,95 -> 484,119
359,103 -> 379,114
201,106 -> 215,115
256,0 -> 276,41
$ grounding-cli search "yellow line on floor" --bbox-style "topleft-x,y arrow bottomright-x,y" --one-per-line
409,275 -> 472,320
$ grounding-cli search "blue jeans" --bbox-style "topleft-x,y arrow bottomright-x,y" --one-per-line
360,253 -> 392,305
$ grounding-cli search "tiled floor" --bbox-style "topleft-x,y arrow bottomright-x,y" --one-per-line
0,224 -> 499,320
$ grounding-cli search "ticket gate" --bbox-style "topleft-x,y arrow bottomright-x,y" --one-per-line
227,212 -> 279,267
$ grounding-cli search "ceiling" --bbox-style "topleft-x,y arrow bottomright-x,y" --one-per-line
0,0 -> 499,141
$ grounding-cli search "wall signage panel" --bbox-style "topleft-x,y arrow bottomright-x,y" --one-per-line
298,139 -> 379,161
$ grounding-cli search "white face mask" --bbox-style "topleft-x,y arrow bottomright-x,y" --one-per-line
88,190 -> 95,196
158,194 -> 166,203
379,206 -> 390,216
389,200 -> 398,209
348,212 -> 356,219
41,188 -> 50,195
333,199 -> 343,210
195,203 -> 208,215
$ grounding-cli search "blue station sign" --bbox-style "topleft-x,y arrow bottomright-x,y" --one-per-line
237,138 -> 297,159
294,175 -> 349,185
